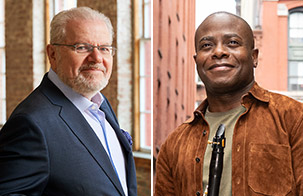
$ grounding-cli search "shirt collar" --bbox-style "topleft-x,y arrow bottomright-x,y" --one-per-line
246,82 -> 270,103
48,68 -> 104,112
186,82 -> 270,124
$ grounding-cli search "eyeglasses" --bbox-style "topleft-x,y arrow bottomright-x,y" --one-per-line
52,43 -> 117,56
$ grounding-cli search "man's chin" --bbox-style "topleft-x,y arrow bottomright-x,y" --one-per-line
71,85 -> 105,98
69,76 -> 107,94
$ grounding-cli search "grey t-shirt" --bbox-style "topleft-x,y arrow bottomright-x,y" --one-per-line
203,106 -> 246,195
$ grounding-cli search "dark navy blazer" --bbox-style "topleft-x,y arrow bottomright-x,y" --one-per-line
0,74 -> 137,196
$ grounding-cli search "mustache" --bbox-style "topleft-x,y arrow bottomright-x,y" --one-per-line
79,63 -> 107,72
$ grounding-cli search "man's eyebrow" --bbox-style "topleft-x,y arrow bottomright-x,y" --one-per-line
199,36 -> 214,43
223,33 -> 242,40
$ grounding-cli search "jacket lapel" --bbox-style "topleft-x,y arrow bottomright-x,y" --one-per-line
100,99 -> 132,153
40,75 -> 125,196
100,99 -> 136,195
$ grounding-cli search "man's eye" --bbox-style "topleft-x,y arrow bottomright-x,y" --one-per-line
200,43 -> 212,49
99,47 -> 110,53
77,45 -> 90,51
228,40 -> 239,45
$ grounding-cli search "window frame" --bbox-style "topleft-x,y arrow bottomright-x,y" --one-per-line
0,0 -> 5,126
133,0 -> 151,152
288,7 -> 303,91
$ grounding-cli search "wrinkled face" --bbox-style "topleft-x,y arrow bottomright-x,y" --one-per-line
47,19 -> 113,98
194,14 -> 258,94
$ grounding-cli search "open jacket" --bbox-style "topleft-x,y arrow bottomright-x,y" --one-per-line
155,82 -> 303,196
0,74 -> 137,196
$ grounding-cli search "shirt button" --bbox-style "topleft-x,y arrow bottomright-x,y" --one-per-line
196,191 -> 201,196
203,130 -> 207,136
195,157 -> 200,163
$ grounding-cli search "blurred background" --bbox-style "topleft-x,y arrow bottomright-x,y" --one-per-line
153,0 -> 303,178
0,0 -> 151,195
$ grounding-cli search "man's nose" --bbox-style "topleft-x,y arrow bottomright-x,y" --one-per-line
212,43 -> 229,59
87,48 -> 103,63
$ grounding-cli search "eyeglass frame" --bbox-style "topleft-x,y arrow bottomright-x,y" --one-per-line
52,43 -> 117,56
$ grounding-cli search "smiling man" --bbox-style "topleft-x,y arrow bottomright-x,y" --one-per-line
155,12 -> 303,196
0,7 -> 137,196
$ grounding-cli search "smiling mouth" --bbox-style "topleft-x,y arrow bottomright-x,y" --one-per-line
208,63 -> 235,71
82,67 -> 102,71
80,68 -> 104,74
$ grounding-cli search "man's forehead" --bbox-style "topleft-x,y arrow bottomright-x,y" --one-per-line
204,12 -> 243,24
200,33 -> 241,40
196,24 -> 243,42
199,14 -> 243,31
196,13 -> 250,38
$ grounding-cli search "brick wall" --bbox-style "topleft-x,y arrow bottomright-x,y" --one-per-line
5,0 -> 34,117
153,0 -> 196,156
134,157 -> 151,196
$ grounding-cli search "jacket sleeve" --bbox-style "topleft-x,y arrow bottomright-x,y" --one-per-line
154,142 -> 176,196
0,115 -> 49,196
291,116 -> 303,195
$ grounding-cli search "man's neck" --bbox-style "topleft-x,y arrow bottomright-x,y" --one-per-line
206,81 -> 254,113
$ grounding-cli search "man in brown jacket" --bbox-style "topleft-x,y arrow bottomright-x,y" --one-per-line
155,12 -> 303,196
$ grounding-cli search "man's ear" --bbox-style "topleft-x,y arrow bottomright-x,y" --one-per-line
46,44 -> 57,71
252,48 -> 259,68
193,54 -> 197,62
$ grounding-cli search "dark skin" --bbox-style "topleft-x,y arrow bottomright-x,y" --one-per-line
194,12 -> 259,112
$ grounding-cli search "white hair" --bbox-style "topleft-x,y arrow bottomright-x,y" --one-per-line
50,7 -> 114,44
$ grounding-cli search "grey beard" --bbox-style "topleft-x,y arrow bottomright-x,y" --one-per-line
71,73 -> 109,94
56,64 -> 109,96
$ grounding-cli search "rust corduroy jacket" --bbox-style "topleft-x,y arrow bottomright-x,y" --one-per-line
155,83 -> 303,196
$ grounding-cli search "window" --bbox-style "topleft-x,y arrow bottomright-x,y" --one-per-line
0,0 -> 5,125
50,0 -> 77,17
45,0 -> 77,71
288,8 -> 303,91
134,0 -> 151,151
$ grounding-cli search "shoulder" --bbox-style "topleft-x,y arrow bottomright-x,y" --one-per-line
9,88 -> 59,120
250,83 -> 303,115
263,91 -> 303,136
267,91 -> 303,114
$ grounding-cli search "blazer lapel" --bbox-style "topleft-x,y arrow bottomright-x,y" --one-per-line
100,99 -> 132,153
100,95 -> 138,195
40,75 -> 125,196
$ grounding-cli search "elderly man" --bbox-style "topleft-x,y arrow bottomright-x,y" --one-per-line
155,12 -> 303,196
0,7 -> 137,196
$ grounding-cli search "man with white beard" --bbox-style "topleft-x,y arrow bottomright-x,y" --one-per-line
0,7 -> 137,196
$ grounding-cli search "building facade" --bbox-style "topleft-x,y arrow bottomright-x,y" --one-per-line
153,0 -> 196,161
242,0 -> 303,101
